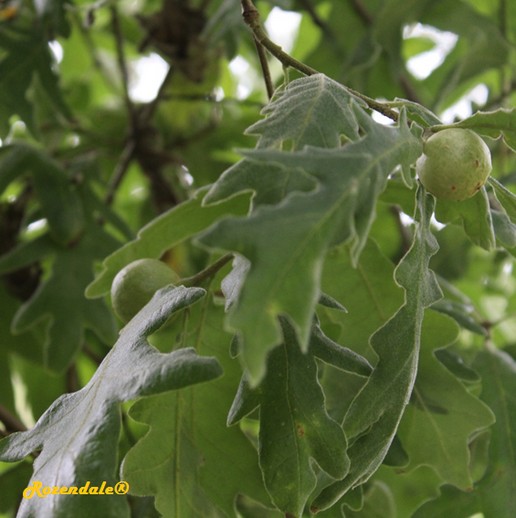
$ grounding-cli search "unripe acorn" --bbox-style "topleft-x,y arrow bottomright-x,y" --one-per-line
416,128 -> 492,201
111,258 -> 179,323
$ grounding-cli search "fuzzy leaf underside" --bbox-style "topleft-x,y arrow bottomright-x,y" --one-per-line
0,286 -> 221,518
200,75 -> 422,384
311,188 -> 442,512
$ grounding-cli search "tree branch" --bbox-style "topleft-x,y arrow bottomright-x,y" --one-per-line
110,5 -> 137,126
241,0 -> 318,76
240,0 -> 400,122
0,404 -> 27,434
253,36 -> 275,100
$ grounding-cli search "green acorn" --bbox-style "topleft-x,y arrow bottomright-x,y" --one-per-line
416,128 -> 492,201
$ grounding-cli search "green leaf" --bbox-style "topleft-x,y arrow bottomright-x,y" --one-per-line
435,108 -> 516,152
0,185 -> 119,372
0,145 -> 85,245
228,318 -> 349,517
434,187 -> 495,250
122,303 -> 271,516
0,463 -> 33,515
398,311 -> 495,489
310,321 -> 372,377
489,176 -> 516,222
203,157 -> 317,207
387,99 -> 442,127
311,188 -> 442,512
344,480 -> 396,518
0,23 -> 70,136
413,346 -> 516,518
35,0 -> 72,37
86,188 -> 250,298
246,74 -> 362,150
200,100 -> 421,384
0,286 -> 222,518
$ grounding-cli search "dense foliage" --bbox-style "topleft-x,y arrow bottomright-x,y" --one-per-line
1,0 -> 516,516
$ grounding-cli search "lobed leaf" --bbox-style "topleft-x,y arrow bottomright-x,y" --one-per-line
228,318 -> 350,517
0,145 -> 85,245
413,346 -> 516,517
434,188 -> 495,250
86,188 -> 250,298
0,23 -> 70,137
122,305 -> 270,516
435,108 -> 516,152
398,311 -> 495,490
246,74 -> 362,150
0,286 -> 222,518
312,188 -> 442,512
200,101 -> 421,384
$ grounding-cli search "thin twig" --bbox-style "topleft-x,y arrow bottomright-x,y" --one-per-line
349,0 -> 373,25
182,253 -> 234,287
253,36 -> 275,99
139,66 -> 175,125
241,0 -> 317,76
110,5 -> 137,126
240,0 -> 400,122
0,404 -> 27,433
105,140 -> 136,205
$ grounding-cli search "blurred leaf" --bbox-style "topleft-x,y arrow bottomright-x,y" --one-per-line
431,299 -> 487,335
0,23 -> 70,136
0,286 -> 222,518
35,0 -> 72,36
0,180 -> 120,371
86,188 -> 250,298
0,145 -> 84,245
421,1 -> 509,110
413,346 -> 516,518
0,462 -> 33,515
344,481 -> 396,518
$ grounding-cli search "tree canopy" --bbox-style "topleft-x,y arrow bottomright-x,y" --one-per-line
1,0 -> 516,517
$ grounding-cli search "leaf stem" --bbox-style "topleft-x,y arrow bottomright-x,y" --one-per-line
240,0 -> 399,122
181,253 -> 234,287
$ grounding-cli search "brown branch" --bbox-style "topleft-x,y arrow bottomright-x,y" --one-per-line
110,5 -> 137,126
0,404 -> 27,433
349,0 -> 373,25
105,140 -> 136,205
240,0 -> 399,122
241,0 -> 318,77
139,66 -> 175,125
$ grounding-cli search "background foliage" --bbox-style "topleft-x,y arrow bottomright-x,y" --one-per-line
1,0 -> 516,516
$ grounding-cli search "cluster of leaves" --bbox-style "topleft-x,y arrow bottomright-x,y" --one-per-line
1,0 -> 516,517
